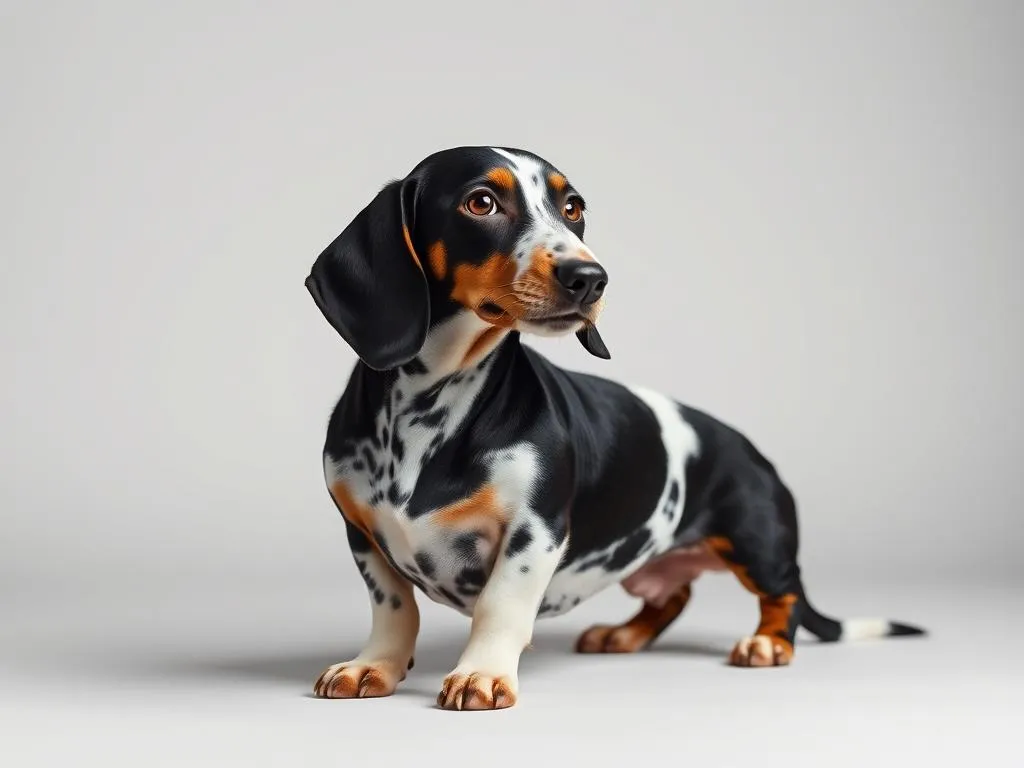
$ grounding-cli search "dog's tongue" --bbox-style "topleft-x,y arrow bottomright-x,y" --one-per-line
576,323 -> 610,360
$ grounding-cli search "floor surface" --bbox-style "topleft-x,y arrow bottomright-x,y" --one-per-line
2,577 -> 1020,767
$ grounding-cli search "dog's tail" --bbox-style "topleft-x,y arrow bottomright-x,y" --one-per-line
797,588 -> 926,643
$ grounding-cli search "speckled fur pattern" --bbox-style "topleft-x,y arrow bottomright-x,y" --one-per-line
304,146 -> 926,710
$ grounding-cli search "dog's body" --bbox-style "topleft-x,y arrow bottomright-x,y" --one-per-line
305,146 -> 924,710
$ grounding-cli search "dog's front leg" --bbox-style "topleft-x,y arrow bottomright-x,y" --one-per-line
438,519 -> 565,711
314,519 -> 420,699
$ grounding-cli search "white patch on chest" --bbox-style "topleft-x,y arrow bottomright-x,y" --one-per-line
323,312 -> 550,613
325,313 -> 495,507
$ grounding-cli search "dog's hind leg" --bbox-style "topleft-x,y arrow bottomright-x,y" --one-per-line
576,584 -> 693,653
574,541 -> 730,653
702,489 -> 804,667
710,537 -> 801,667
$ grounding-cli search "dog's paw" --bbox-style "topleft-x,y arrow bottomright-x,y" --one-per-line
575,623 -> 650,654
437,671 -> 517,711
728,635 -> 792,667
313,658 -> 409,699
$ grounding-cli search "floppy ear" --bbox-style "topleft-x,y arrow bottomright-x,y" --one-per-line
304,177 -> 430,371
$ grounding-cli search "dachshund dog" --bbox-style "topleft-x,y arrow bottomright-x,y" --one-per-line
304,146 -> 925,710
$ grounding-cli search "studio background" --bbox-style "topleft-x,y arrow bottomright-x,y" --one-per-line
2,1 -> 1021,765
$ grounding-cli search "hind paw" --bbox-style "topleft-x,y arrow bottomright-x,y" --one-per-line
728,635 -> 793,667
575,624 -> 652,654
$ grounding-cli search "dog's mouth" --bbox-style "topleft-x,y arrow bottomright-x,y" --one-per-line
525,307 -> 610,360
479,301 -> 508,318
529,311 -> 587,328
478,301 -> 586,328
476,299 -> 609,359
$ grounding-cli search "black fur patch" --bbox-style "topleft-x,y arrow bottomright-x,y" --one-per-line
414,552 -> 437,579
436,585 -> 465,608
505,525 -> 533,558
453,532 -> 480,560
400,358 -> 428,376
604,527 -> 652,573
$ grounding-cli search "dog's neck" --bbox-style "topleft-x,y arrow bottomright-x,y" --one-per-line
348,310 -> 518,419
398,310 -> 514,391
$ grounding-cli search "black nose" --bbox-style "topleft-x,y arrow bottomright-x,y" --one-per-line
554,260 -> 608,307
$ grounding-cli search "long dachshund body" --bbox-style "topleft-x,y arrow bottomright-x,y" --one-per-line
304,146 -> 924,710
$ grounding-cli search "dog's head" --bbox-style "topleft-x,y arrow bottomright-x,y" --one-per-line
305,146 -> 610,371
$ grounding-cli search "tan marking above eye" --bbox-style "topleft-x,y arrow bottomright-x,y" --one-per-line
547,172 -> 567,193
486,167 -> 516,192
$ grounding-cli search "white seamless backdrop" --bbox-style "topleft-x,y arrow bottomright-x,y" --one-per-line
3,2 -> 1020,593
1,3 -> 1022,764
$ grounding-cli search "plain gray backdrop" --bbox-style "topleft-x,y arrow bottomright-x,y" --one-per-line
2,1 -> 1022,765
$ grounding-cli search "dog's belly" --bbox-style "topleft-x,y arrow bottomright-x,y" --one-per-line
619,544 -> 727,603
540,543 -> 726,616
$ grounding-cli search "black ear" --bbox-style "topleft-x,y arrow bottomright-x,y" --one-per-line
305,177 -> 429,371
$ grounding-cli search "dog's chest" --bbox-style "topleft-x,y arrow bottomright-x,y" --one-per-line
325,367 -> 512,613
332,366 -> 488,501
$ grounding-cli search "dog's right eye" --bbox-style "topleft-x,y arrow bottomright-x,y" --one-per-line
464,191 -> 499,217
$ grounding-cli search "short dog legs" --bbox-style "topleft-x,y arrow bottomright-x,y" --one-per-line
438,523 -> 565,711
314,520 -> 420,698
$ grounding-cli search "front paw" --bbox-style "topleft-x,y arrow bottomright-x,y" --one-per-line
437,670 -> 518,711
313,658 -> 410,699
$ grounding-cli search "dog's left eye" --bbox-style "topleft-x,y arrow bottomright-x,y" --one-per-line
464,191 -> 499,217
563,196 -> 584,223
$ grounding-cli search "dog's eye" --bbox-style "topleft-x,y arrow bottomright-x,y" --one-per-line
563,196 -> 584,223
464,191 -> 499,217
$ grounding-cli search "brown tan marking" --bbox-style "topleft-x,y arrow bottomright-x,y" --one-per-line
431,484 -> 509,549
402,225 -> 423,270
486,166 -> 516,193
516,245 -> 601,324
450,252 -> 520,326
705,536 -> 798,666
428,240 -> 447,280
329,480 -> 376,541
576,584 -> 693,654
547,172 -> 567,193
520,245 -> 556,289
